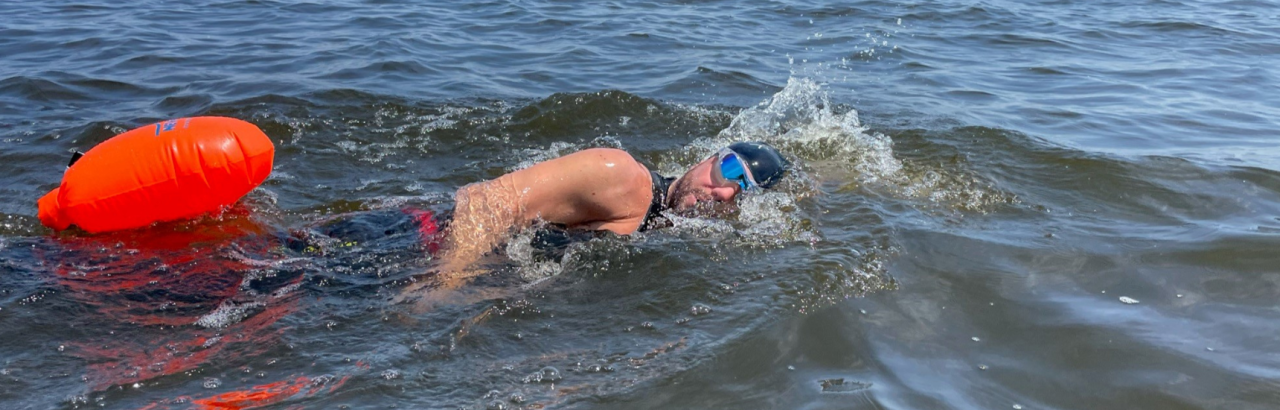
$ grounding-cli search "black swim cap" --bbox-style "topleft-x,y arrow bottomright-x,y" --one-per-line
726,141 -> 790,189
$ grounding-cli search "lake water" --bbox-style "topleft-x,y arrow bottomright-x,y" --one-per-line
2,0 -> 1279,409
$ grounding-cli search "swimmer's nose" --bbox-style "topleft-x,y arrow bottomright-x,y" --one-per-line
710,185 -> 739,202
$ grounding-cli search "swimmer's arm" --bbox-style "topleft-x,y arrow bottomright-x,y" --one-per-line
437,148 -> 650,272
435,176 -> 525,275
403,176 -> 525,311
402,149 -> 650,311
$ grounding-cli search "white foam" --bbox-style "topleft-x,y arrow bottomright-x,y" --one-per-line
504,228 -> 571,281
736,191 -> 820,246
664,214 -> 737,237
194,300 -> 266,329
272,282 -> 302,299
225,244 -> 311,269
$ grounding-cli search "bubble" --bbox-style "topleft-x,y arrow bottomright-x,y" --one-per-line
1118,296 -> 1139,304
690,303 -> 712,316
584,364 -> 615,373
381,369 -> 401,380
978,364 -> 988,370
310,374 -> 336,387
523,366 -> 562,384
202,378 -> 221,389
971,337 -> 981,342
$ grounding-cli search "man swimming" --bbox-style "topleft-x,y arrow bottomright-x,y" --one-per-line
400,141 -> 789,304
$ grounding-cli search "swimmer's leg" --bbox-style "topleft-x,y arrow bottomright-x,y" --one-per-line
285,207 -> 448,256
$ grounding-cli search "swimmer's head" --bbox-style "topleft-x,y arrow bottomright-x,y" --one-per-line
667,141 -> 790,212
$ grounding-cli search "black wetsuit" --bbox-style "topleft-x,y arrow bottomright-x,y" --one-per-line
640,170 -> 674,231
530,170 -> 672,261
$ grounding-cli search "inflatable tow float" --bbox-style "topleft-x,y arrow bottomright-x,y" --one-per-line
38,116 -> 275,233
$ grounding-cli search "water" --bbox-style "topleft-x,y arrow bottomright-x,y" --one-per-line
2,0 -> 1279,409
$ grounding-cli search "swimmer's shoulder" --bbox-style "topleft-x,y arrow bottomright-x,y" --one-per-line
568,147 -> 645,168
549,147 -> 652,187
504,148 -> 651,228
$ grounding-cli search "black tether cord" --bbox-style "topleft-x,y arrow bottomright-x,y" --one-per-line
67,151 -> 84,168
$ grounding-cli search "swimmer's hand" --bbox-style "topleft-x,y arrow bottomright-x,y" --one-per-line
396,283 -> 465,313
394,265 -> 490,313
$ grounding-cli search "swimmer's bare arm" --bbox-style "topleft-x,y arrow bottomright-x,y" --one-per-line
436,148 -> 654,274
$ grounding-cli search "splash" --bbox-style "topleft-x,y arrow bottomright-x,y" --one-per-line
694,77 -> 1014,213
656,77 -> 1010,313
503,228 -> 570,282
737,191 -> 820,247
713,77 -> 903,184
645,78 -> 886,247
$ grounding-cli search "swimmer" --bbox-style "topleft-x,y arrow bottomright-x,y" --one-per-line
407,142 -> 789,304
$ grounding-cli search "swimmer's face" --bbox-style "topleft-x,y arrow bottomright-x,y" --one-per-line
667,155 -> 742,213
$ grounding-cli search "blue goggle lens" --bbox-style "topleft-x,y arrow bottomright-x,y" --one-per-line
719,152 -> 753,190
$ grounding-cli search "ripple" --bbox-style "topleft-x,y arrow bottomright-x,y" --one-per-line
0,76 -> 86,102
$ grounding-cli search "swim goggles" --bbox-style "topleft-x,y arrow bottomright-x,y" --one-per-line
715,148 -> 758,190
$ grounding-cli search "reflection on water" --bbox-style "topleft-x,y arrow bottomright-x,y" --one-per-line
33,211 -> 294,400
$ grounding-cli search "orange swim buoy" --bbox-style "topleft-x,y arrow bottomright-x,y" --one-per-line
37,116 -> 275,233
